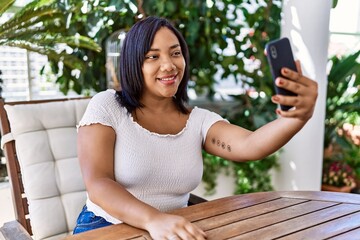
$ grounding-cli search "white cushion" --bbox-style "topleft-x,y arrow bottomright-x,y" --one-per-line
4,98 -> 90,240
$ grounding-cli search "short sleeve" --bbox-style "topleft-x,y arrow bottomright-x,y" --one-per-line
196,107 -> 229,144
78,90 -> 120,129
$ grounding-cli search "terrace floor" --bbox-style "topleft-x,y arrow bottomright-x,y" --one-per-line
0,181 -> 15,226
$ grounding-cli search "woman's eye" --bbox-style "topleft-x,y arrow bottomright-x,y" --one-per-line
145,55 -> 158,60
172,51 -> 181,57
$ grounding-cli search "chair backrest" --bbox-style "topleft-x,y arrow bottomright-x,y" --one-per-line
0,97 -> 91,240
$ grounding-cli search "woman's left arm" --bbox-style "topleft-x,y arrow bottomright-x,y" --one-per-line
204,61 -> 318,162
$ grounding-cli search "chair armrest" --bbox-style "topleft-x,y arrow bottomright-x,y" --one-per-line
188,193 -> 208,206
0,221 -> 32,240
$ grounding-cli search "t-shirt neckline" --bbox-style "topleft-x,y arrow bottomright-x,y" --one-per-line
128,106 -> 198,138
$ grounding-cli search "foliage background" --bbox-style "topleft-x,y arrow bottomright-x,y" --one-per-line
141,0 -> 282,194
1,0 -> 283,194
323,50 -> 360,184
1,0 -> 359,192
324,50 -> 360,149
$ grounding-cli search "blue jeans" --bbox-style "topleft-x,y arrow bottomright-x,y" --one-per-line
73,205 -> 113,234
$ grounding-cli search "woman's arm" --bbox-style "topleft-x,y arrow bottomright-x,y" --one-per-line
78,124 -> 206,240
204,61 -> 318,162
78,124 -> 158,227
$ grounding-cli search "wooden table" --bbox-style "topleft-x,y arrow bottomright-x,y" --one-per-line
65,191 -> 360,239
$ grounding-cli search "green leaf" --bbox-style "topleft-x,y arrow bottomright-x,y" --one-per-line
12,0 -> 57,18
0,13 -> 64,40
0,4 -> 61,34
165,1 -> 177,14
0,0 -> 15,16
2,40 -> 86,71
62,36 -> 102,52
328,50 -> 360,84
332,0 -> 338,8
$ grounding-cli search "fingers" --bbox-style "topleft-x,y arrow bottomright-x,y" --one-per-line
176,223 -> 207,240
280,67 -> 301,84
277,67 -> 318,96
295,60 -> 303,75
272,66 -> 318,121
274,77 -> 303,96
167,235 -> 180,240
272,95 -> 298,111
149,214 -> 207,240
272,86 -> 317,121
280,64 -> 314,88
185,224 -> 207,240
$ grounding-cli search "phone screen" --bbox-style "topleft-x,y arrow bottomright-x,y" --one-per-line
265,37 -> 297,111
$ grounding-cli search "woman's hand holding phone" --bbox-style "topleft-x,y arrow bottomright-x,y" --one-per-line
266,38 -> 318,121
271,60 -> 318,121
266,38 -> 298,111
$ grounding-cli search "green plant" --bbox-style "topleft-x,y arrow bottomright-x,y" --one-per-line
141,1 -> 282,195
116,0 -> 283,195
324,50 -> 360,148
3,0 -> 282,96
322,160 -> 356,187
332,0 -> 339,8
325,124 -> 360,180
202,153 -> 230,195
342,141 -> 360,179
2,0 -> 282,194
47,0 -> 137,93
141,1 -> 280,95
193,1 -> 282,194
323,50 -> 360,184
0,0 -> 102,94
203,148 -> 279,195
61,0 -> 283,194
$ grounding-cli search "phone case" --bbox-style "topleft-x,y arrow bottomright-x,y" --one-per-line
265,37 -> 297,111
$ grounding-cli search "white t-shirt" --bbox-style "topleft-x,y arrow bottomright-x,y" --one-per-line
78,89 -> 227,224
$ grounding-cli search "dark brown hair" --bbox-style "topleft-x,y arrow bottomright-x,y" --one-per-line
116,16 -> 190,114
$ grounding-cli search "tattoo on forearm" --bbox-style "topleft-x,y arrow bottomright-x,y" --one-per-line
211,138 -> 231,152
227,145 -> 231,152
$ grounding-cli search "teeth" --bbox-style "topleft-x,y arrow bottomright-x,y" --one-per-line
160,77 -> 173,81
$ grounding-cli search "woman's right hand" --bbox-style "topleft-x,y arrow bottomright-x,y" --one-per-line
145,212 -> 207,240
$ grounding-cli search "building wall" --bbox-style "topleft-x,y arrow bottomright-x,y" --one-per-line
0,12 -> 78,102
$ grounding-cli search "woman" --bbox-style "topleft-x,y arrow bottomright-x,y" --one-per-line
73,16 -> 317,240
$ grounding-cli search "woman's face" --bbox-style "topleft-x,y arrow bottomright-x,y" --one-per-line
141,27 -> 185,100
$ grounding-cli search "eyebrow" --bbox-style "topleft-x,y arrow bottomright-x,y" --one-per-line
148,44 -> 180,52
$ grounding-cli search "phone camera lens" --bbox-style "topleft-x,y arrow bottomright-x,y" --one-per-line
270,46 -> 277,59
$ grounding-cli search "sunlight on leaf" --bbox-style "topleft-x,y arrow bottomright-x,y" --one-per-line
0,0 -> 15,16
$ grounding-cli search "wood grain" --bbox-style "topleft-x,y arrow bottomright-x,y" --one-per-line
63,191 -> 360,240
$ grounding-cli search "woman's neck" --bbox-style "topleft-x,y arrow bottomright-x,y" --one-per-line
139,96 -> 177,114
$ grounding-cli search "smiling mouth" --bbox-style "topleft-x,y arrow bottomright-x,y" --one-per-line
156,73 -> 178,82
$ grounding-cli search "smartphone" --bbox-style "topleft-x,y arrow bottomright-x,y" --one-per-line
265,37 -> 297,111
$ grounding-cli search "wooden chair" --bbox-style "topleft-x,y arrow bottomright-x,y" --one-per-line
0,97 -> 206,240
0,97 -> 90,240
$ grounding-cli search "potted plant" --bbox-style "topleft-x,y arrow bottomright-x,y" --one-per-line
321,160 -> 356,192
323,50 -> 360,191
324,50 -> 360,152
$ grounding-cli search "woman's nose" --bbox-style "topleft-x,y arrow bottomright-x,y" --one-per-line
160,59 -> 176,72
